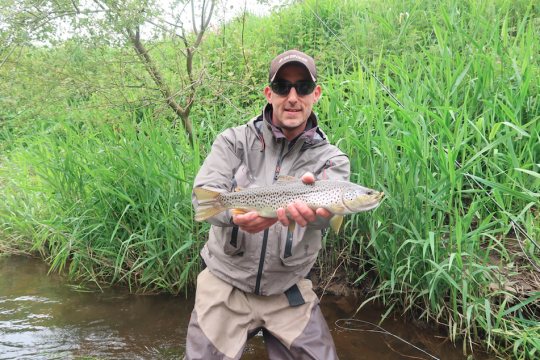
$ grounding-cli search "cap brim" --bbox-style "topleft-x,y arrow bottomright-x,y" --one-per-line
270,61 -> 317,82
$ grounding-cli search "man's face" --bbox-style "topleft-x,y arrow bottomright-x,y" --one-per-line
264,65 -> 321,136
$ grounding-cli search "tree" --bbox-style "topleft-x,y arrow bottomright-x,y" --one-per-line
0,0 -> 216,147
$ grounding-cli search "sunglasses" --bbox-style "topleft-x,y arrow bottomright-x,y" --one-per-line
269,81 -> 317,96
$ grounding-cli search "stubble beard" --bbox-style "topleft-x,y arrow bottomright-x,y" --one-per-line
275,115 -> 307,131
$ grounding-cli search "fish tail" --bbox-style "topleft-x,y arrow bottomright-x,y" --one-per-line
193,188 -> 226,221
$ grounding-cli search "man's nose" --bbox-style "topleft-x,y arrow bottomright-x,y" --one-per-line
287,87 -> 299,103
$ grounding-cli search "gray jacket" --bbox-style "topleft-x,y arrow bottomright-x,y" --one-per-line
192,104 -> 350,296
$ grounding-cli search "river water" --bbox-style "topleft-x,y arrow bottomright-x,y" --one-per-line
0,256 -> 494,360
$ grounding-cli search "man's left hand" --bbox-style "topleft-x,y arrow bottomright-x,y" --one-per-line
276,172 -> 332,228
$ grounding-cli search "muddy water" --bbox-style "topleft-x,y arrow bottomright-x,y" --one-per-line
0,256 -> 494,360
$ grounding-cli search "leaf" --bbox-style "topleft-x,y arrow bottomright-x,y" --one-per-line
485,298 -> 492,343
489,123 -> 502,141
514,168 -> 540,179
366,12 -> 393,33
503,292 -> 540,316
466,174 -> 538,202
450,61 -> 472,96
167,239 -> 194,265
500,122 -> 530,138
513,338 -> 524,356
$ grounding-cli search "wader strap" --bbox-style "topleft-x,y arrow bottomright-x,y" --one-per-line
284,284 -> 305,307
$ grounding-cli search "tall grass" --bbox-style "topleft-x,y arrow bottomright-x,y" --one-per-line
313,0 -> 540,357
1,114 -> 211,293
1,0 -> 539,357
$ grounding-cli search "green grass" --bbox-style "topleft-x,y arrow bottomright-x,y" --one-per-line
0,114 -> 208,294
1,0 -> 539,358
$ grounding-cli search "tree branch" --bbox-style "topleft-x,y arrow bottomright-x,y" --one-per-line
193,0 -> 214,49
0,43 -> 21,71
126,27 -> 197,146
191,0 -> 198,34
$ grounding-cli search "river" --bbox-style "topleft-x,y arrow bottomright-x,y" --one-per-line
0,256 -> 494,359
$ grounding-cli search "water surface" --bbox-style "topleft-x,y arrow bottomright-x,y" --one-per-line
0,256 -> 493,359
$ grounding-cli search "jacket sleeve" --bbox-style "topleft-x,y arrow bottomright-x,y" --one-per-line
192,129 -> 243,227
307,152 -> 351,230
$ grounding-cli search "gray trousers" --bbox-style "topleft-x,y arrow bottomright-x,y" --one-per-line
183,268 -> 339,360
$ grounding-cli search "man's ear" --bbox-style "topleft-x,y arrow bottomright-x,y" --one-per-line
264,86 -> 272,104
313,85 -> 322,103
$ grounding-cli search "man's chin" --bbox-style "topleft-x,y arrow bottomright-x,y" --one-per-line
279,121 -> 304,130
279,116 -> 305,125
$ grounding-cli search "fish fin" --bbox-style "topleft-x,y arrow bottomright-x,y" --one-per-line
193,188 -> 219,200
234,186 -> 243,192
193,188 -> 225,221
329,215 -> 344,233
331,203 -> 345,212
231,209 -> 248,215
288,220 -> 296,233
276,175 -> 299,182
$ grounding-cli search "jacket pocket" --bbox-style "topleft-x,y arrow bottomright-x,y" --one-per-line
278,226 -> 321,267
213,225 -> 246,256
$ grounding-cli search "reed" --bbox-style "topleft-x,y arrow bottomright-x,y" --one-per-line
313,0 -> 540,356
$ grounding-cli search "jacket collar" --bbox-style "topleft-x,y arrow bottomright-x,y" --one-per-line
251,104 -> 327,151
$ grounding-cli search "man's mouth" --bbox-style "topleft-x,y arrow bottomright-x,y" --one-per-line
285,109 -> 301,113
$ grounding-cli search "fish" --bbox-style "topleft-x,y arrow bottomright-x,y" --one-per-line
193,175 -> 384,233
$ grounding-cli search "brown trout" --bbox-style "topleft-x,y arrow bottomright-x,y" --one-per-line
193,175 -> 384,233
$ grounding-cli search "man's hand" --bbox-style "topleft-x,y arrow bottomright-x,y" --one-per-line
233,211 -> 278,234
276,172 -> 332,228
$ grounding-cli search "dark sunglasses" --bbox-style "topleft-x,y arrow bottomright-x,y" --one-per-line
269,81 -> 317,96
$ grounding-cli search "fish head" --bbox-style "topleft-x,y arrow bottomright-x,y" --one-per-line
342,185 -> 384,212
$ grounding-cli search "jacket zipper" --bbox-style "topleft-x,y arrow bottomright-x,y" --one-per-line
254,228 -> 268,295
254,140 -> 286,295
273,141 -> 286,182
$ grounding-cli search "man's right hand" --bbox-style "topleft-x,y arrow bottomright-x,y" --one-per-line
233,212 -> 278,234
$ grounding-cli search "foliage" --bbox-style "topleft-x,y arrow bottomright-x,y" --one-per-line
1,0 -> 540,358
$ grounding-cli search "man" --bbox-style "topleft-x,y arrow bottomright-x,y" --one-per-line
185,50 -> 350,360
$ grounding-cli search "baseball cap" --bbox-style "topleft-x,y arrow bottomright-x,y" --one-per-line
268,50 -> 317,82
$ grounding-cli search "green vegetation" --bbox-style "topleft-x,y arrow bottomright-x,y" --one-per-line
1,0 -> 539,358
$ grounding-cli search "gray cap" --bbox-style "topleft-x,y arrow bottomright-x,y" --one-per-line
268,50 -> 317,82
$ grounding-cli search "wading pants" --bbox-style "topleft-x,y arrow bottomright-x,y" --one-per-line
183,268 -> 339,360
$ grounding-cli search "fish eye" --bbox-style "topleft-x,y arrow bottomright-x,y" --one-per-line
367,191 -> 372,195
